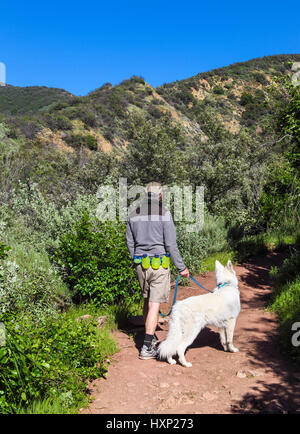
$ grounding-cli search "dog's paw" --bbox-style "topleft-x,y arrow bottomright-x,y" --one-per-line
168,358 -> 176,365
228,345 -> 239,353
183,362 -> 192,368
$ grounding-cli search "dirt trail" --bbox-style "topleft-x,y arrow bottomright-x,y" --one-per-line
80,252 -> 300,414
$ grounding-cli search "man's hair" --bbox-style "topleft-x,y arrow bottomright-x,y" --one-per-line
146,182 -> 162,196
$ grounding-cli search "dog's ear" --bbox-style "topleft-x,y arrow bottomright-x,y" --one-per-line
226,260 -> 235,273
215,260 -> 224,273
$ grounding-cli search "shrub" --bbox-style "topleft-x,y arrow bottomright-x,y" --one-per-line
80,110 -> 98,128
252,72 -> 269,85
148,105 -> 164,119
65,132 -> 85,149
240,92 -> 255,106
45,114 -> 73,131
260,157 -> 300,228
53,212 -> 141,306
64,132 -> 97,151
175,224 -> 208,278
0,310 -> 116,413
175,212 -> 230,277
270,244 -> 300,364
0,242 -> 10,260
9,182 -> 101,253
62,106 -> 98,128
130,76 -> 145,84
121,113 -> 188,184
0,241 -> 70,320
213,85 -> 225,95
84,134 -> 98,151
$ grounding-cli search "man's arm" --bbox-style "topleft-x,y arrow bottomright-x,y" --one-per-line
126,220 -> 135,259
163,212 -> 187,273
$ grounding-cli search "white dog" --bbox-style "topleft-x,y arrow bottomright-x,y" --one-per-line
158,260 -> 240,367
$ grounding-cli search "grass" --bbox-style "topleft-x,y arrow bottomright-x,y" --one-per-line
268,241 -> 300,364
12,303 -> 122,415
200,250 -> 236,272
15,300 -> 144,414
197,222 -> 300,276
263,230 -> 298,251
104,302 -> 143,330
230,224 -> 300,264
18,394 -> 80,414
4,235 -> 71,301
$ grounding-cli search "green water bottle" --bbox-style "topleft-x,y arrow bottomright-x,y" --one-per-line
151,255 -> 161,270
141,254 -> 151,270
162,253 -> 170,269
133,255 -> 142,264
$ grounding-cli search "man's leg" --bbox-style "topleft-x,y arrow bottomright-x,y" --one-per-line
139,267 -> 169,359
144,300 -> 160,335
139,299 -> 160,359
143,298 -> 149,325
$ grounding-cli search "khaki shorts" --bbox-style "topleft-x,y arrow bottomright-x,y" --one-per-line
135,264 -> 171,303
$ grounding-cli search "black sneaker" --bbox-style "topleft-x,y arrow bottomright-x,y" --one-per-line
152,335 -> 159,347
139,344 -> 158,360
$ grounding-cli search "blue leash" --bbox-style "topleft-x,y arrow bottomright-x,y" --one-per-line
159,274 -> 224,318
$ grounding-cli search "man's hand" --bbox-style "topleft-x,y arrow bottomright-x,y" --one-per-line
180,268 -> 190,277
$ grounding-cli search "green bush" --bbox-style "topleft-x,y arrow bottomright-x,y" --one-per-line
45,113 -> 73,131
260,157 -> 300,228
53,212 -> 141,306
9,183 -> 100,253
121,113 -> 188,184
175,212 -> 230,277
85,134 -> 98,151
0,311 -> 116,413
0,240 -> 70,320
65,133 -> 98,151
270,244 -> 300,364
252,72 -> 269,85
213,85 -> 225,95
240,92 -> 255,106
62,106 -> 97,128
0,242 -> 10,259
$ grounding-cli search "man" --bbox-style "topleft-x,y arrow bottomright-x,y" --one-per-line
126,182 -> 190,360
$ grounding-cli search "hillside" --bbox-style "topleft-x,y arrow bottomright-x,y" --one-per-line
0,85 -> 74,115
157,54 -> 300,136
0,53 -> 299,229
0,54 -> 299,153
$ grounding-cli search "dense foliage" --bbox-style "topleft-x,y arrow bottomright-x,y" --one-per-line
0,311 -> 116,413
53,212 -> 141,306
270,238 -> 300,364
0,54 -> 299,413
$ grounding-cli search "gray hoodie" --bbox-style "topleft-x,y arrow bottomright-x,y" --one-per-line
126,193 -> 186,272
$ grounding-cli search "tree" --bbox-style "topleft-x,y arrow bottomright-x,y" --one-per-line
260,80 -> 300,227
120,113 -> 188,185
278,81 -> 300,170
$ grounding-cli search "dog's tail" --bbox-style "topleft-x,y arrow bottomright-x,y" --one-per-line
158,310 -> 183,360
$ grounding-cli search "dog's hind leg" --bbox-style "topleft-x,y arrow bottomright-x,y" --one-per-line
177,319 -> 206,367
225,317 -> 239,353
177,331 -> 199,368
218,327 -> 228,351
177,344 -> 192,368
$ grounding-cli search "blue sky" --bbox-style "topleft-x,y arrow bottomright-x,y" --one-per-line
1,0 -> 299,95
